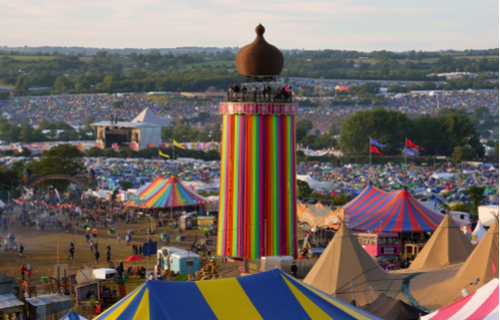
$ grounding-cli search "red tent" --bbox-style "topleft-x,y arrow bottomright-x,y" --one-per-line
344,183 -> 469,233
123,255 -> 145,262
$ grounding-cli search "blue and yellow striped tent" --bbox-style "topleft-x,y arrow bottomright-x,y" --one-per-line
95,269 -> 380,320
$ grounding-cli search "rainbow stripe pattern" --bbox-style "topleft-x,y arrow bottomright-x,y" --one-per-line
218,102 -> 298,259
124,176 -> 205,209
94,269 -> 379,320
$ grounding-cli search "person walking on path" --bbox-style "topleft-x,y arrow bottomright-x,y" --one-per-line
68,247 -> 75,260
20,265 -> 26,280
89,241 -> 94,252
106,244 -> 111,263
19,243 -> 24,257
291,262 -> 298,278
126,234 -> 130,246
26,263 -> 32,280
138,244 -> 142,256
117,234 -> 121,243
95,250 -> 100,264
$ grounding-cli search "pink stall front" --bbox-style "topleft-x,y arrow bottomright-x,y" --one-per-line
354,233 -> 400,269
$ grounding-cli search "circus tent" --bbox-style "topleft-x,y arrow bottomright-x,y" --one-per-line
124,176 -> 205,210
422,278 -> 499,320
343,184 -> 468,233
94,269 -> 381,320
60,311 -> 89,320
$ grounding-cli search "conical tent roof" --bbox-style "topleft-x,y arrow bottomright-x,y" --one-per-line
304,223 -> 404,306
124,176 -> 205,208
60,311 -> 89,320
472,220 -> 487,243
409,214 -> 474,270
132,107 -> 171,127
345,185 -> 468,233
94,269 -> 381,320
455,218 -> 499,287
360,293 -> 427,320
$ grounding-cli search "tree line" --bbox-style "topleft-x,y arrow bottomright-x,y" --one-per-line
0,49 -> 498,97
339,108 -> 485,161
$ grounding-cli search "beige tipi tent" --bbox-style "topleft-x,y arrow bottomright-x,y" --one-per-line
409,214 -> 473,270
399,218 -> 499,311
303,223 -> 405,306
455,218 -> 499,287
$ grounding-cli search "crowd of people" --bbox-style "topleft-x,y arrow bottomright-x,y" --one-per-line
227,83 -> 293,102
1,85 -> 496,135
0,94 -> 219,126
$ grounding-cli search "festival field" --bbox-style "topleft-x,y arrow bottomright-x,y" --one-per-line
0,215 -> 216,293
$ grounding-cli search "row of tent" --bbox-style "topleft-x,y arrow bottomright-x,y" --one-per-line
90,214 -> 498,319
298,183 -> 470,233
304,215 -> 499,315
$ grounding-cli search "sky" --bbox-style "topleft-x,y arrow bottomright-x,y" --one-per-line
1,0 -> 498,51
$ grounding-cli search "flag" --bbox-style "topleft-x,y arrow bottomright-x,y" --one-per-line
406,139 -> 424,150
405,147 -> 418,156
160,142 -> 167,148
112,143 -> 119,150
370,137 -> 386,148
173,140 -> 185,149
370,145 -> 384,156
491,258 -> 497,274
130,143 -> 138,151
159,150 -> 170,158
146,142 -> 154,148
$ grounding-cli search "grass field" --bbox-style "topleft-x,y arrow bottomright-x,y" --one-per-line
184,60 -> 235,69
451,55 -> 498,60
2,55 -> 56,61
0,214 -> 216,295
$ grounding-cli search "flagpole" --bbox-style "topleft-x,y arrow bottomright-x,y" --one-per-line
369,137 -> 372,166
404,138 -> 407,167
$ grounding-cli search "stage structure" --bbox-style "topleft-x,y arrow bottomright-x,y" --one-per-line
91,121 -> 160,149
217,25 -> 298,259
91,108 -> 167,150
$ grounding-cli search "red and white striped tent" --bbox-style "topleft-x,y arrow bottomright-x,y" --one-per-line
422,278 -> 498,320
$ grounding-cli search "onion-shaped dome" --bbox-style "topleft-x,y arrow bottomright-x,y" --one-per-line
235,24 -> 284,76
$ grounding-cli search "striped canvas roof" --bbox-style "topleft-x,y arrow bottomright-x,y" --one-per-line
124,176 -> 205,209
422,278 -> 498,320
94,269 -> 381,320
344,184 -> 466,233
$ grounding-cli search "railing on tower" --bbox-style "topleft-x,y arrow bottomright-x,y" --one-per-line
227,84 -> 294,103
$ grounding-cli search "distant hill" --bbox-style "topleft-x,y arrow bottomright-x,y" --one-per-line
0,46 -> 241,56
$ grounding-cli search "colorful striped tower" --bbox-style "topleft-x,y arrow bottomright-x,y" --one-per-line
217,25 -> 298,259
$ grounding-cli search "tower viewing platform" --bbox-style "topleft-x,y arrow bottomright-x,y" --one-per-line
217,25 -> 298,260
